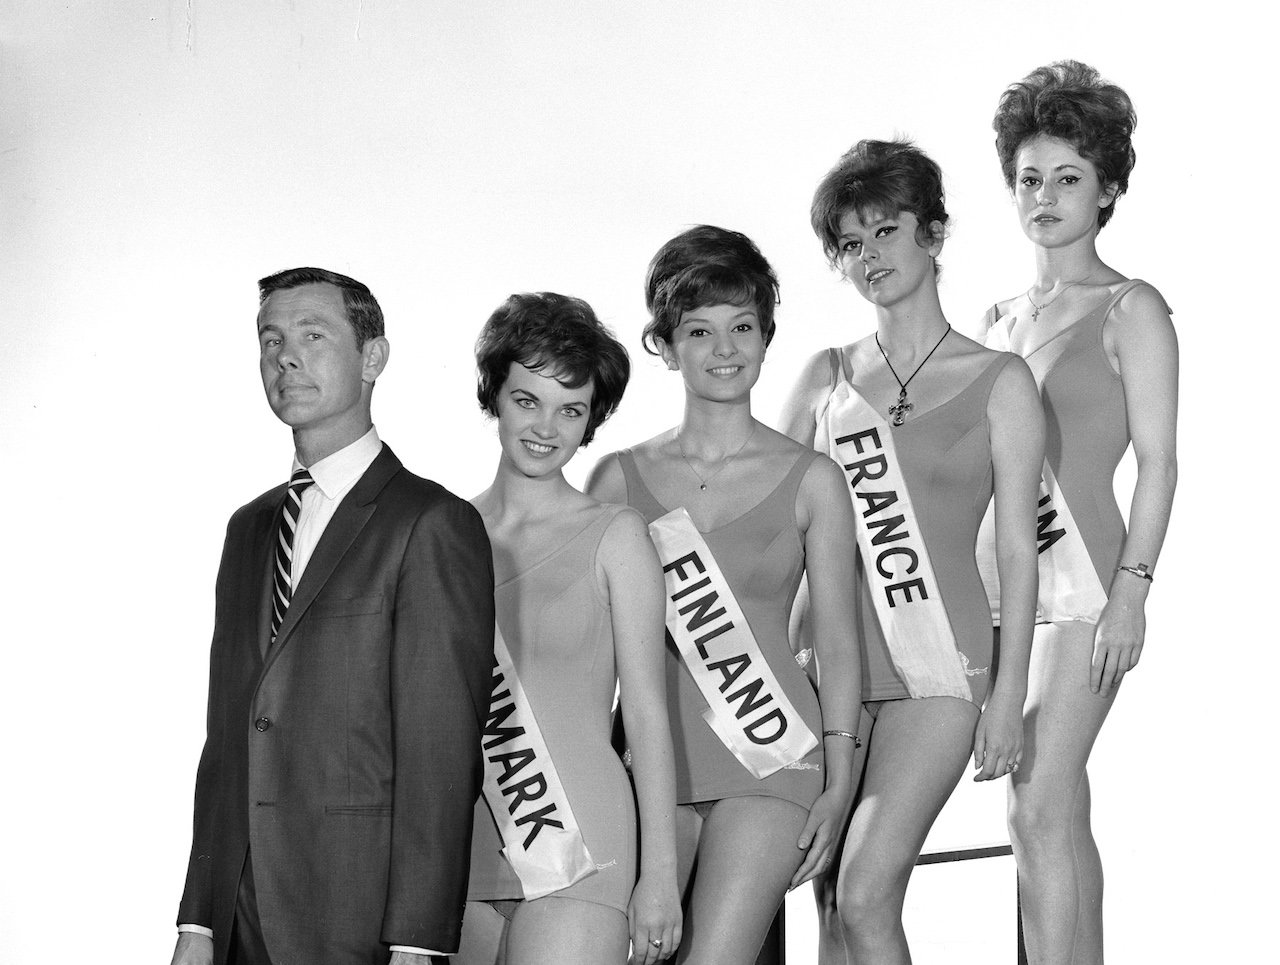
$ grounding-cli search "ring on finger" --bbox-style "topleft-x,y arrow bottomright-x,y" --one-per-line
649,938 -> 664,948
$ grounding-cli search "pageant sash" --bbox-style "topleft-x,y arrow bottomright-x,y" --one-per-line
978,316 -> 1109,625
480,625 -> 595,899
649,508 -> 819,779
822,383 -> 971,701
976,462 -> 1108,625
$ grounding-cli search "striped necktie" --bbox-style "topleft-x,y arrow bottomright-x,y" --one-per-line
271,468 -> 315,642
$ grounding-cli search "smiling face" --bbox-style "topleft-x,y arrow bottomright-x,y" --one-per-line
496,361 -> 594,478
1013,135 -> 1117,248
257,282 -> 388,450
659,302 -> 765,402
835,209 -> 942,309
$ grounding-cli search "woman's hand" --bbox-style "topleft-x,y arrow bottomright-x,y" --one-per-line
972,692 -> 1024,781
628,871 -> 682,964
789,783 -> 855,889
1090,584 -> 1147,697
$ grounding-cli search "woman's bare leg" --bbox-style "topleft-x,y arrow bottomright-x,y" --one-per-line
1008,621 -> 1115,965
505,896 -> 629,965
676,796 -> 809,965
837,697 -> 979,965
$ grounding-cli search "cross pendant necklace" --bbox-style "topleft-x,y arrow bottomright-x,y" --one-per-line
888,388 -> 913,426
875,324 -> 951,427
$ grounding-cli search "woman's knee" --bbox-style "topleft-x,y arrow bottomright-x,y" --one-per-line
836,865 -> 906,931
1008,789 -> 1073,854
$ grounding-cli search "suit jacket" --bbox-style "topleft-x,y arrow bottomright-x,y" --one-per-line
178,445 -> 495,964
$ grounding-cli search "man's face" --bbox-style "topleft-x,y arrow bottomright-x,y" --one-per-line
256,282 -> 375,438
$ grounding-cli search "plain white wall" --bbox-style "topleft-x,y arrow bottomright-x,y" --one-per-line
1,1 -> 1272,960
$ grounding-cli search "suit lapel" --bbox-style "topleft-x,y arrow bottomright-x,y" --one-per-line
265,446 -> 403,660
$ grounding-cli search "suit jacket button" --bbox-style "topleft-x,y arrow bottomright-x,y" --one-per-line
254,717 -> 272,732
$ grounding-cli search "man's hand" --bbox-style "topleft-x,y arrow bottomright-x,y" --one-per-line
170,932 -> 213,965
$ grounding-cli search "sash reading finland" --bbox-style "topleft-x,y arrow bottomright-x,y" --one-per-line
976,319 -> 1108,625
481,624 -> 595,899
822,382 -> 971,701
649,508 -> 818,779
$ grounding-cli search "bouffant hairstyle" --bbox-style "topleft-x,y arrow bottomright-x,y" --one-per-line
475,291 -> 630,448
810,139 -> 949,272
993,60 -> 1136,230
641,225 -> 780,356
258,267 -> 385,348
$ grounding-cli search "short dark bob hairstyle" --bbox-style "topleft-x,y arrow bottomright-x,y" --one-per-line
641,225 -> 780,356
475,291 -> 629,448
810,139 -> 949,272
993,60 -> 1136,231
258,266 -> 385,348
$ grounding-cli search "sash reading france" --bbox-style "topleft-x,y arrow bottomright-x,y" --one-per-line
822,382 -> 971,702
480,625 -> 596,899
649,509 -> 819,779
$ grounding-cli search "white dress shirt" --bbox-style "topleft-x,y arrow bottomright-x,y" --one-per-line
181,428 -> 444,958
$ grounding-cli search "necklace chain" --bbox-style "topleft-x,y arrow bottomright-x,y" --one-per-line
678,425 -> 755,493
875,325 -> 951,427
1026,272 -> 1098,322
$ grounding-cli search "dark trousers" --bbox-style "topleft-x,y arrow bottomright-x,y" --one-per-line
230,850 -> 274,965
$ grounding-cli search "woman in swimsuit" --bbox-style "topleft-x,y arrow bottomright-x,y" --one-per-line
586,226 -> 861,965
456,292 -> 681,965
778,139 -> 1044,964
983,61 -> 1178,965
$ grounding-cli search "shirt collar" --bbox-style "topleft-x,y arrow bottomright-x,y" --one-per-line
292,426 -> 383,499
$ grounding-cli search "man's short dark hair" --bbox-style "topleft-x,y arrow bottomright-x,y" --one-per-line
258,267 -> 385,347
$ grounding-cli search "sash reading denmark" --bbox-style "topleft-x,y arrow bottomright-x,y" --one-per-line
649,508 -> 819,779
978,318 -> 1108,625
822,383 -> 971,701
481,624 -> 595,899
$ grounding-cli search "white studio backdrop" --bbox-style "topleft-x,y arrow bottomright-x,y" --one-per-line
1,1 -> 1272,961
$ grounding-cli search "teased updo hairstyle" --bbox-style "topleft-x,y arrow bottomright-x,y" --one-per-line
476,292 -> 630,448
810,139 -> 949,274
993,60 -> 1136,230
641,225 -> 781,356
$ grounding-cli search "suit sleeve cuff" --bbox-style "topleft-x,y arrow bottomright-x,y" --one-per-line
389,946 -> 446,956
178,924 -> 214,939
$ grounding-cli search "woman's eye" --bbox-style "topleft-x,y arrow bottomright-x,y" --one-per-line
1061,175 -> 1080,185
1020,177 -> 1040,187
841,240 -> 861,253
563,407 -> 584,419
733,322 -> 755,333
516,398 -> 536,409
876,226 -> 897,238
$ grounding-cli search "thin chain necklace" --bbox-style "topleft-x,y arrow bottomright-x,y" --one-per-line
678,424 -> 755,493
1026,271 -> 1097,322
875,324 -> 951,427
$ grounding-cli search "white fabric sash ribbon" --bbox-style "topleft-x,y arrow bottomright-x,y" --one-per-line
480,624 -> 595,899
649,508 -> 819,779
977,317 -> 1109,625
822,383 -> 970,701
976,461 -> 1107,625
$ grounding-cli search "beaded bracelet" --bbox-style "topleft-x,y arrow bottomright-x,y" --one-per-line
823,729 -> 863,748
1115,563 -> 1154,583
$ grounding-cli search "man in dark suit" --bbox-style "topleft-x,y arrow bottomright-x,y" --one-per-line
170,268 -> 494,965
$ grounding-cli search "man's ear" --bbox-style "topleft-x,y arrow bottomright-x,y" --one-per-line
362,336 -> 390,384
